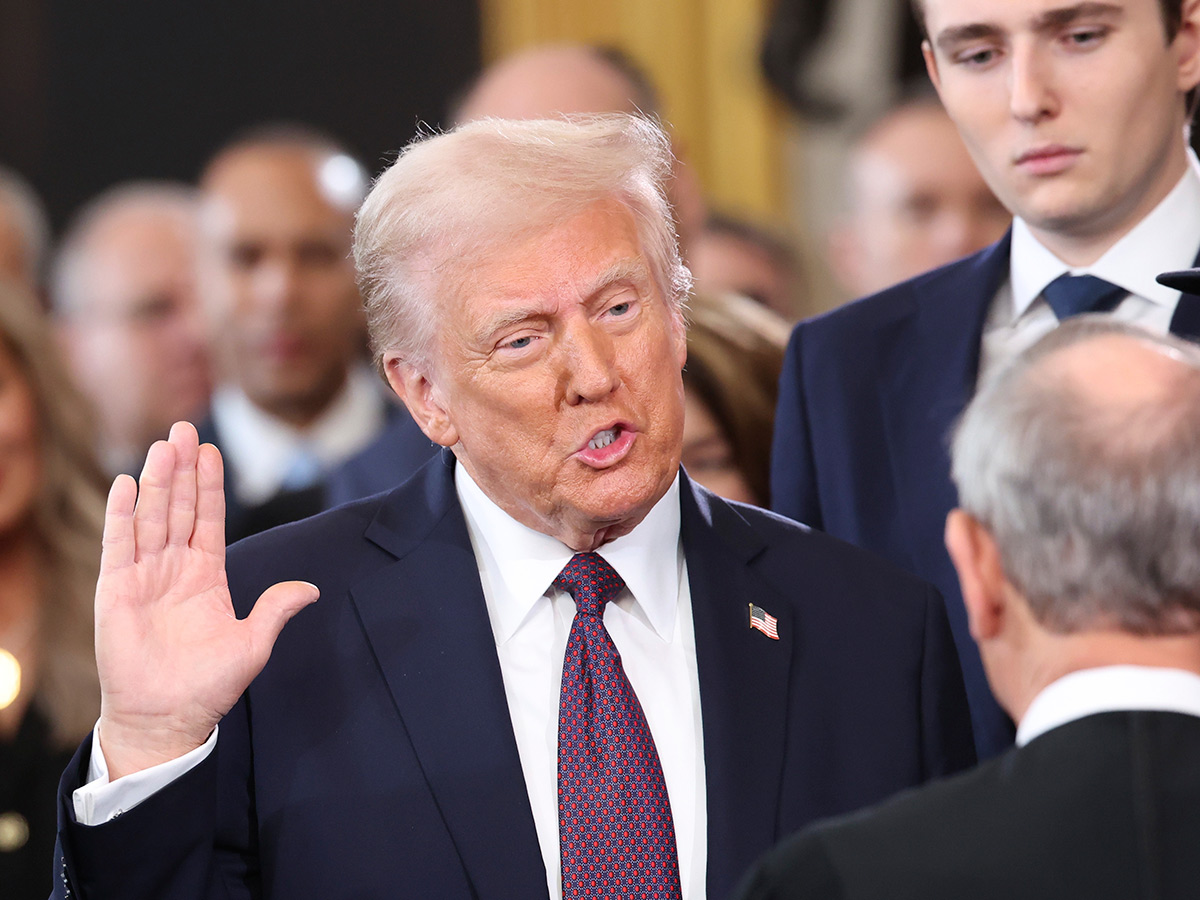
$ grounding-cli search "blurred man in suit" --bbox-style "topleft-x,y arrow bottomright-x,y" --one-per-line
52,182 -> 212,476
742,318 -> 1200,900
772,0 -> 1200,758
55,115 -> 973,900
195,126 -> 420,540
826,90 -> 1010,299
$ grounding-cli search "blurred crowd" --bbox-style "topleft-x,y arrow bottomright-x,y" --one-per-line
0,34 -> 1021,900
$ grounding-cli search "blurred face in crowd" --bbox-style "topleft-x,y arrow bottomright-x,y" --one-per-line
200,145 -> 364,426
390,200 -> 688,551
62,204 -> 211,465
921,0 -> 1200,262
830,101 -> 1011,297
681,388 -> 755,505
690,228 -> 799,320
0,339 -> 40,537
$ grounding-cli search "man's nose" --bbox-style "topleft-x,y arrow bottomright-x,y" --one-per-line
252,258 -> 302,309
1009,40 -> 1058,124
562,324 -> 621,405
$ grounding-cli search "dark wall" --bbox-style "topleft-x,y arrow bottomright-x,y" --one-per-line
0,0 -> 481,229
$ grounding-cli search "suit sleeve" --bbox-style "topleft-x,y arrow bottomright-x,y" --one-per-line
731,829 -> 847,900
771,324 -> 823,528
53,705 -> 258,900
919,585 -> 977,778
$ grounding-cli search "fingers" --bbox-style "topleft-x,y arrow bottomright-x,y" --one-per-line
193,442 -> 227,557
133,439 -> 176,557
166,422 -> 200,546
100,474 -> 138,575
244,581 -> 320,671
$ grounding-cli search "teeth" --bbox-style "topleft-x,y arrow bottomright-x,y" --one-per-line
588,429 -> 618,451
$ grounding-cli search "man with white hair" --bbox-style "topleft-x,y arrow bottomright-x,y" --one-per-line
53,115 -> 973,900
741,318 -> 1200,899
52,182 -> 213,477
326,42 -> 703,506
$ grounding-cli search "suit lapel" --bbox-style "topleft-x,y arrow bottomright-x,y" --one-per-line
350,454 -> 549,900
879,236 -> 1011,580
1167,245 -> 1200,340
680,478 -> 792,898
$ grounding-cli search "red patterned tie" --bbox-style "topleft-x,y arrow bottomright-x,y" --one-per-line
555,552 -> 682,900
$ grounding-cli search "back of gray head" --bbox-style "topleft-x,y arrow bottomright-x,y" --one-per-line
951,317 -> 1200,635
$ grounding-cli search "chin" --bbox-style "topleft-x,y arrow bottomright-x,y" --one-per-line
579,469 -> 673,524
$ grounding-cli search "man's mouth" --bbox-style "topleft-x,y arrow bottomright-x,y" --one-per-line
1014,145 -> 1082,176
576,423 -> 637,468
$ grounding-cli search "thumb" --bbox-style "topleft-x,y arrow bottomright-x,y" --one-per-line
244,580 -> 320,665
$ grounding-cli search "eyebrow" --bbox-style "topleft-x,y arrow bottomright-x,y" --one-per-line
474,257 -> 654,342
935,2 -> 1125,52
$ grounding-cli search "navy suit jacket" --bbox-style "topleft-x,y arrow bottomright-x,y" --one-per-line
323,410 -> 439,507
770,233 -> 1200,758
54,453 -> 974,900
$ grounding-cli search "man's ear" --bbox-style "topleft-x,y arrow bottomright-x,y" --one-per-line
922,40 -> 942,92
1175,0 -> 1200,95
383,353 -> 459,447
945,509 -> 1007,642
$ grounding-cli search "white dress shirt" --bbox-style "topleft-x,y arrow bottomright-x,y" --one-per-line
75,464 -> 708,900
1016,665 -> 1200,746
211,363 -> 389,505
978,151 -> 1200,385
456,467 -> 707,900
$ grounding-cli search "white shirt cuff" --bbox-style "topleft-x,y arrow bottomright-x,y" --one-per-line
71,722 -> 219,825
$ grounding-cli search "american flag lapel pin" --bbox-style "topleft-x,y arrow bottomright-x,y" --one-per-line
748,603 -> 779,640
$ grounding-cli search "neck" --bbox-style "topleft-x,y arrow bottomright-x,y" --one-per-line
1025,141 -> 1190,268
1008,630 -> 1200,725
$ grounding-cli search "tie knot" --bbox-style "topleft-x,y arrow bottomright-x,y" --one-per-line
1041,274 -> 1126,320
553,552 -> 625,617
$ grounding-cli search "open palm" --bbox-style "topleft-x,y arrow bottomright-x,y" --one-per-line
95,422 -> 318,779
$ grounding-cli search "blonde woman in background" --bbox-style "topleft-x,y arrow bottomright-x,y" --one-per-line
0,281 -> 106,898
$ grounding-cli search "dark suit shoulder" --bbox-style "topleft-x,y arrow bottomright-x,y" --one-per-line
746,711 -> 1200,900
803,250 -> 982,334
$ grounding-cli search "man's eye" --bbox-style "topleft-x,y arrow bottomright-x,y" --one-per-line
505,335 -> 533,350
608,301 -> 632,316
956,47 -> 997,67
1065,27 -> 1106,48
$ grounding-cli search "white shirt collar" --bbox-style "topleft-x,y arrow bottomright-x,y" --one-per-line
1016,665 -> 1200,746
1008,150 -> 1200,322
455,463 -> 683,645
211,364 -> 388,504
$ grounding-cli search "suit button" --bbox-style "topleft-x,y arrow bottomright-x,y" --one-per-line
0,811 -> 29,851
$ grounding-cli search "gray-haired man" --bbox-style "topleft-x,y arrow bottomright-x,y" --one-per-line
743,317 -> 1200,900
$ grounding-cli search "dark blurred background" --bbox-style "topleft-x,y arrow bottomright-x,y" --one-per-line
0,0 -> 481,229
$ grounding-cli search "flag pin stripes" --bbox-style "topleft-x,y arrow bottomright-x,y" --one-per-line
749,603 -> 779,640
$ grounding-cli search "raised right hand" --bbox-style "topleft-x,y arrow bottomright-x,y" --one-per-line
95,422 -> 319,780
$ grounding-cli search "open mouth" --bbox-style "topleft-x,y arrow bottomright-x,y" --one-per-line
588,427 -> 621,451
576,423 -> 636,468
